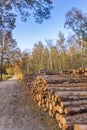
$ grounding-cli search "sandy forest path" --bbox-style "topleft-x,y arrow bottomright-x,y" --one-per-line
0,77 -> 59,130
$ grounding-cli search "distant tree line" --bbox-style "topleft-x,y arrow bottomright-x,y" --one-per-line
19,33 -> 87,75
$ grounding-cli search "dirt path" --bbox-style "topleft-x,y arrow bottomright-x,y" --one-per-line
0,78 -> 59,130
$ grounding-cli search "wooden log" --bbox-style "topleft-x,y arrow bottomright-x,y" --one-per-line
57,106 -> 64,114
55,113 -> 60,121
55,105 -> 64,113
24,74 -> 37,88
52,106 -> 56,115
61,100 -> 87,108
46,99 -> 49,108
54,91 -> 87,97
49,102 -> 53,110
74,124 -> 87,130
47,83 -> 87,89
37,75 -> 87,84
36,75 -> 76,84
58,121 -> 62,129
64,105 -> 87,114
52,100 -> 57,107
48,86 -> 87,95
62,113 -> 87,127
29,74 -> 87,130
38,101 -> 42,107
62,123 -> 74,130
48,110 -> 53,117
58,95 -> 87,102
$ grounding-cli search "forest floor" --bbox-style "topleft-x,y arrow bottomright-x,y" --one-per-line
0,77 -> 60,130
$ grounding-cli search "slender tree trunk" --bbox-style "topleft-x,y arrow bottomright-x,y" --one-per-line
0,50 -> 3,81
0,31 -> 3,81
82,46 -> 86,68
0,47 -> 3,81
50,54 -> 52,70
70,55 -> 73,69
82,56 -> 85,68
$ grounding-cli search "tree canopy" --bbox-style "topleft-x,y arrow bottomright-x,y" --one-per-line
65,7 -> 87,67
0,0 -> 53,30
65,7 -> 87,46
0,31 -> 21,79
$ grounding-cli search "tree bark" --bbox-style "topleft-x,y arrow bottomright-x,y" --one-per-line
61,100 -> 87,108
0,44 -> 3,81
54,91 -> 87,97
74,124 -> 87,130
64,105 -> 87,114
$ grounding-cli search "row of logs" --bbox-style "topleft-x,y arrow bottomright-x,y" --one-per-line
62,67 -> 87,77
24,74 -> 87,130
68,68 -> 87,76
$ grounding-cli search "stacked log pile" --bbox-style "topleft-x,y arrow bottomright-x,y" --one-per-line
63,68 -> 87,76
31,75 -> 87,130
62,68 -> 87,77
77,68 -> 87,76
23,74 -> 37,88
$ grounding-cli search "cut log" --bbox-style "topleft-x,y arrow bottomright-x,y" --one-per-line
48,86 -> 87,96
55,113 -> 60,121
47,83 -> 87,89
74,124 -> 87,130
61,100 -> 87,108
62,123 -> 74,130
56,105 -> 64,114
58,95 -> 87,102
64,105 -> 87,115
58,122 -> 62,129
25,74 -> 87,130
49,102 -> 53,110
62,113 -> 87,127
37,75 -> 87,84
54,91 -> 87,97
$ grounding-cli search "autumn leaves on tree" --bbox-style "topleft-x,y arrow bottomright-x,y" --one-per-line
0,0 -> 53,80
0,1 -> 87,79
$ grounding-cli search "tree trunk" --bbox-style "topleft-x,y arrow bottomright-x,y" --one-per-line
0,44 -> 3,81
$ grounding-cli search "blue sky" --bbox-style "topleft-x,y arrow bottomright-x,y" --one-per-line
13,0 -> 87,51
